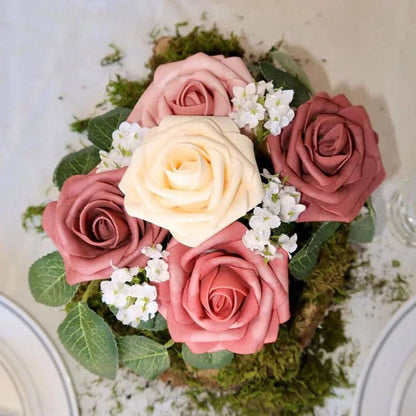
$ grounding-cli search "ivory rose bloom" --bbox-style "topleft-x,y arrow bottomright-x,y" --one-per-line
42,169 -> 168,285
157,222 -> 290,354
267,92 -> 385,222
127,52 -> 253,127
119,116 -> 264,247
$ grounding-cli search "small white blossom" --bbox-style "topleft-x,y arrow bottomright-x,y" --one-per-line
262,242 -> 282,261
231,83 -> 258,109
263,182 -> 283,215
100,280 -> 130,308
255,80 -> 274,97
278,194 -> 306,222
114,283 -> 158,327
145,258 -> 170,283
264,89 -> 294,110
281,185 -> 302,204
359,205 -> 369,216
96,121 -> 149,172
110,267 -> 134,283
249,206 -> 281,231
242,228 -> 271,252
141,244 -> 170,260
278,234 -> 298,258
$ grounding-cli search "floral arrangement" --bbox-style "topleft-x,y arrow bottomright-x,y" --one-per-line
27,26 -> 385,415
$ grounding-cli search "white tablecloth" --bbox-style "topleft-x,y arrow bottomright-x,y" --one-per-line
1,1 -> 415,415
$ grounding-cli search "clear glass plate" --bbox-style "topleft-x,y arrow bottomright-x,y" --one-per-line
352,297 -> 416,416
0,294 -> 79,416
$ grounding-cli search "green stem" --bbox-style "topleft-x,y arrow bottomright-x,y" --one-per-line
164,339 -> 175,349
82,280 -> 100,303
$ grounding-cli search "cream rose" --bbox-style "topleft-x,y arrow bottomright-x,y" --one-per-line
119,116 -> 264,247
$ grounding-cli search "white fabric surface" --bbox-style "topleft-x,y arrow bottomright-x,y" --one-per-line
1,0 -> 415,414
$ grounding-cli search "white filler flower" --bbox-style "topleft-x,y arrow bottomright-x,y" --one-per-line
97,121 -> 149,172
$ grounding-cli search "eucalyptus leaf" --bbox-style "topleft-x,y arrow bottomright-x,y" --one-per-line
289,222 -> 341,280
87,107 -> 131,151
118,335 -> 170,380
270,50 -> 314,94
259,62 -> 312,107
348,199 -> 376,243
53,146 -> 100,190
182,344 -> 234,370
29,251 -> 77,306
58,302 -> 118,380
138,313 -> 168,331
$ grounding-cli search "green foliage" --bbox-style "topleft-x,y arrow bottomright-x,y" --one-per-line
87,107 -> 131,151
147,26 -> 245,73
348,199 -> 376,243
106,75 -> 150,109
182,345 -> 234,370
100,43 -> 124,66
58,302 -> 118,379
138,313 -> 168,331
290,222 -> 342,280
29,251 -> 78,306
53,146 -> 100,190
118,335 -> 170,380
270,50 -> 314,94
259,62 -> 312,107
21,204 -> 46,233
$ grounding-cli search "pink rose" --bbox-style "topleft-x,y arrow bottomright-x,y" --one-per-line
42,168 -> 168,285
157,222 -> 290,354
127,52 -> 253,127
267,92 -> 385,222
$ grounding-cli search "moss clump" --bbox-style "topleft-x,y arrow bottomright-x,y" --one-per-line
21,204 -> 46,233
70,117 -> 91,133
147,25 -> 245,73
100,43 -> 124,67
106,75 -> 150,109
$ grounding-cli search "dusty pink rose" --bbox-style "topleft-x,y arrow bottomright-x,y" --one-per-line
42,168 -> 168,285
157,222 -> 290,354
127,52 -> 253,127
267,92 -> 385,222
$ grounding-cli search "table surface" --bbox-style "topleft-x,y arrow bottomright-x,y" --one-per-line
1,1 -> 416,415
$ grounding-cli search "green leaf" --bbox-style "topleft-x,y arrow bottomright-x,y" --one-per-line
118,335 -> 170,380
29,251 -> 78,306
289,222 -> 341,280
58,302 -> 118,379
138,313 -> 168,331
182,344 -> 234,370
348,199 -> 376,243
87,107 -> 131,151
259,62 -> 312,107
270,50 -> 314,94
53,146 -> 100,190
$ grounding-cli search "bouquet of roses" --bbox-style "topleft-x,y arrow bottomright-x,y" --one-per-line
28,26 -> 385,415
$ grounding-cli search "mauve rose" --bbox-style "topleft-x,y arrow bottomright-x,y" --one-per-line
267,92 -> 385,222
42,168 -> 168,285
157,222 -> 290,355
127,52 -> 253,127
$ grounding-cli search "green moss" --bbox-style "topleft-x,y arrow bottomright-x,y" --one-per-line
391,259 -> 401,268
147,26 -> 245,73
101,43 -> 124,67
389,274 -> 410,302
70,117 -> 91,133
106,75 -> 150,109
21,204 -> 46,233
